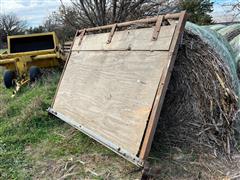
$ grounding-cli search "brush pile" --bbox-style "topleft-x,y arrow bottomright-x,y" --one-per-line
155,22 -> 240,156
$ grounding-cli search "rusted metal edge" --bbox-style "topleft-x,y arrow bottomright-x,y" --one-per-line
47,108 -> 144,167
78,29 -> 86,46
49,11 -> 187,165
152,16 -> 164,41
107,24 -> 117,44
138,11 -> 187,160
78,12 -> 182,33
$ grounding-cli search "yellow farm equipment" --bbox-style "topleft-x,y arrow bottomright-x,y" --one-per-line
0,49 -> 7,55
0,32 -> 65,89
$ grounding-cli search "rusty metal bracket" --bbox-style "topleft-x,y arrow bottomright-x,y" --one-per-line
78,29 -> 86,46
152,16 -> 164,41
80,13 -> 182,33
107,24 -> 117,44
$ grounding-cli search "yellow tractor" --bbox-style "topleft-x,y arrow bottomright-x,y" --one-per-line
0,32 -> 65,89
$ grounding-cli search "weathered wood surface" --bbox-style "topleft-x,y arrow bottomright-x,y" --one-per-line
72,25 -> 176,51
51,13 -> 188,163
53,51 -> 169,155
139,11 -> 187,159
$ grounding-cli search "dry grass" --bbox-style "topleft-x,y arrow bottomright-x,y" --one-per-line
156,30 -> 238,156
1,28 -> 240,180
0,68 -> 141,179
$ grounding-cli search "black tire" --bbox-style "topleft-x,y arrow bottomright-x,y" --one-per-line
3,70 -> 15,88
29,66 -> 41,82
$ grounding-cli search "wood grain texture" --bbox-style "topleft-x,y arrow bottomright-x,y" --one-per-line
51,13 -> 187,162
72,25 -> 176,51
53,51 -> 169,155
139,11 -> 187,159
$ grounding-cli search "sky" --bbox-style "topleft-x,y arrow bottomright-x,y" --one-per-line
0,0 -> 239,27
213,0 -> 240,22
0,0 -> 71,27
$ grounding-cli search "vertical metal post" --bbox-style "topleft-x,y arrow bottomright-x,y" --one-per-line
152,16 -> 164,41
107,24 -> 117,44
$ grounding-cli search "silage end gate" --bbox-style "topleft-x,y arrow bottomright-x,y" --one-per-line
48,11 -> 187,166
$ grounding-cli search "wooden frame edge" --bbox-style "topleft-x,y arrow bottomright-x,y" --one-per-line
51,31 -> 79,107
49,11 -> 187,165
50,12 -> 185,108
139,11 -> 187,160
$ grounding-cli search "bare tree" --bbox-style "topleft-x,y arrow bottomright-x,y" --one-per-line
0,14 -> 26,47
43,11 -> 76,43
43,0 -> 176,42
59,0 -> 178,29
0,14 -> 26,35
221,0 -> 240,22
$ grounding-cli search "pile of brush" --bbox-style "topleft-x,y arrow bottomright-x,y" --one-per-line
154,23 -> 239,156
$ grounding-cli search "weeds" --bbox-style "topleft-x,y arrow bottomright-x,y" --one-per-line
0,69 -> 138,179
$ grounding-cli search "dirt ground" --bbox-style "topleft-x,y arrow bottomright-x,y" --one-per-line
1,68 -> 240,179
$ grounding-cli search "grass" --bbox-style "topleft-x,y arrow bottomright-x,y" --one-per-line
0,67 -> 239,179
0,68 -> 139,179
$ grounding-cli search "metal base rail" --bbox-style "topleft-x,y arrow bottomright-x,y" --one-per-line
48,108 -> 144,167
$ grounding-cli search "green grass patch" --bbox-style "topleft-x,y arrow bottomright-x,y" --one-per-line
0,70 -> 62,178
0,69 -> 127,179
0,66 -> 230,179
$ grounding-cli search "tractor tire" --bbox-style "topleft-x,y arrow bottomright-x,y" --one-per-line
3,70 -> 15,88
29,66 -> 41,82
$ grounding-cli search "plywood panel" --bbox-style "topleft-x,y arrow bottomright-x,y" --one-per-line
72,25 -> 176,51
50,12 -> 187,166
53,51 -> 169,155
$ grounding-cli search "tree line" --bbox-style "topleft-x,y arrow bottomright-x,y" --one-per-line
0,0 -> 216,48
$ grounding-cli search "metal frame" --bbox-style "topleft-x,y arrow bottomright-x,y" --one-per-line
107,24 -> 117,44
78,29 -> 86,46
139,11 -> 187,160
152,16 -> 164,41
49,11 -> 187,166
77,12 -> 182,33
7,32 -> 59,55
48,108 -> 144,166
0,32 -> 65,91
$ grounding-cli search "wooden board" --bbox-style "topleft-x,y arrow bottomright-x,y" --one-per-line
50,12 -> 187,166
72,25 -> 176,51
53,51 -> 169,155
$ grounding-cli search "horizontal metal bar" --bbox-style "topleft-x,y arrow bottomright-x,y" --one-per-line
0,58 -> 17,65
0,49 -> 55,59
32,54 -> 57,60
71,50 -> 169,52
0,53 -> 58,66
79,12 -> 182,33
47,108 -> 144,167
8,32 -> 56,39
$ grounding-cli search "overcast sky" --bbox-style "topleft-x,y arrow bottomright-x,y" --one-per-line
0,0 -> 71,26
0,0 -> 238,27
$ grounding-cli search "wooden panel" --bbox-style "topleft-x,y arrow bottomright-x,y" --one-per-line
139,11 -> 187,160
51,13 -> 187,166
72,25 -> 176,51
53,51 -> 169,155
